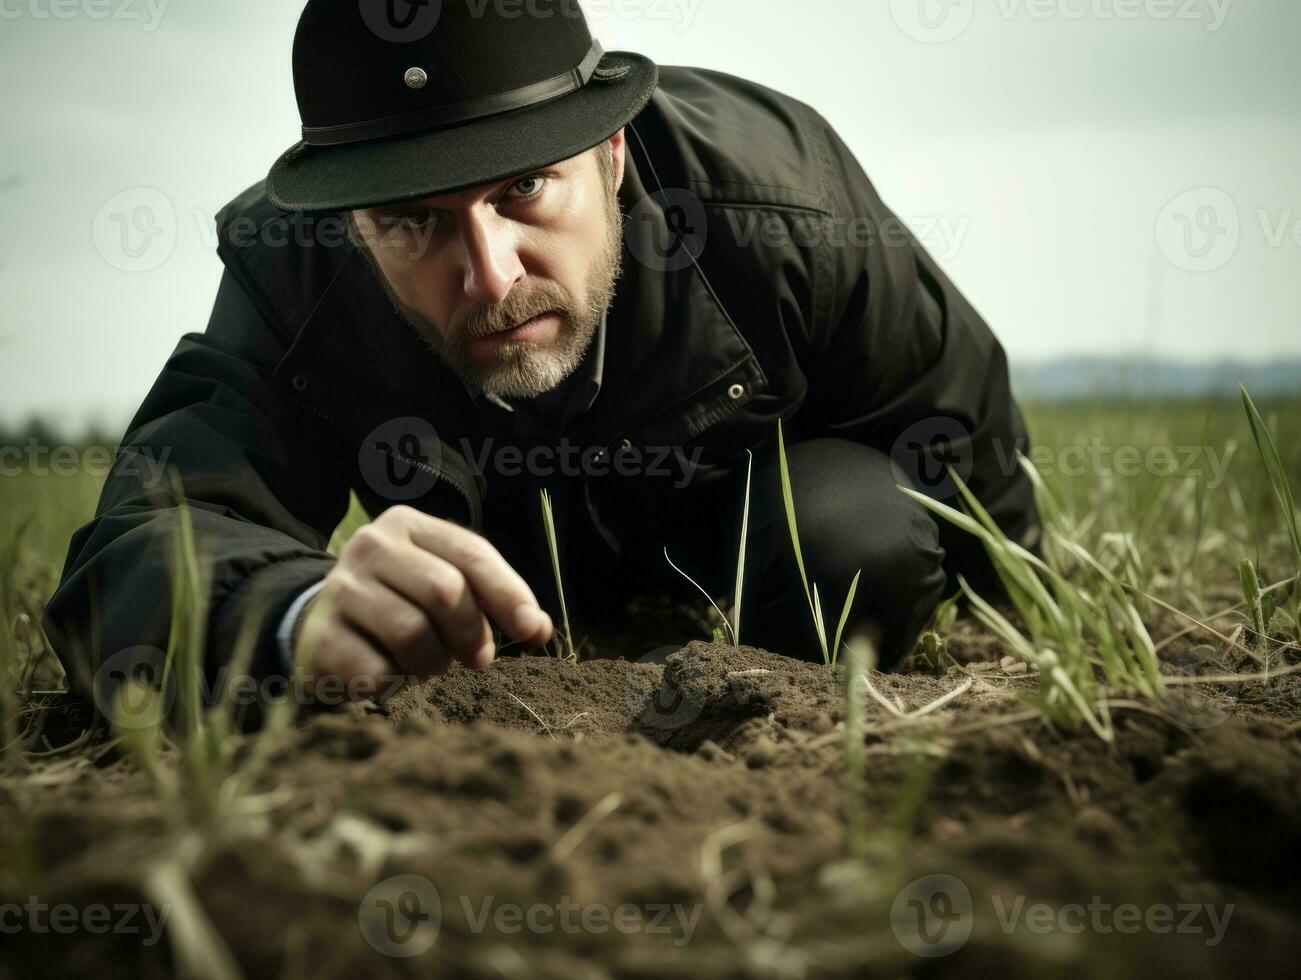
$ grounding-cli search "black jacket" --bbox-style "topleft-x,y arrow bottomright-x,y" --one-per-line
45,66 -> 1038,695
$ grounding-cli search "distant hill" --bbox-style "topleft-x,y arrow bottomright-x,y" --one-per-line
1012,357 -> 1301,401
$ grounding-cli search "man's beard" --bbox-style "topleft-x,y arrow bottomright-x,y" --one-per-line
357,180 -> 624,401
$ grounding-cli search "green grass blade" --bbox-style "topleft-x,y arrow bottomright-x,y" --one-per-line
777,419 -> 813,612
539,489 -> 575,660
842,634 -> 871,858
957,576 -> 1038,664
830,569 -> 863,667
163,475 -> 226,818
778,419 -> 831,662
732,449 -> 754,647
1239,557 -> 1265,637
1240,384 -> 1301,568
811,582 -> 830,663
897,485 -> 987,542
663,547 -> 734,644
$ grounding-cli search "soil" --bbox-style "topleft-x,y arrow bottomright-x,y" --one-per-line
2,620 -> 1300,979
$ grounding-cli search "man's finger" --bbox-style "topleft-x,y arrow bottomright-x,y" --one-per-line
301,622 -> 405,703
400,513 -> 554,647
334,572 -> 454,678
362,540 -> 496,669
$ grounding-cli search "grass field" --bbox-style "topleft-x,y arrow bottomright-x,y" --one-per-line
0,397 -> 1298,978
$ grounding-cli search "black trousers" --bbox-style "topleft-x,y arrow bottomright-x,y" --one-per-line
566,438 -> 949,668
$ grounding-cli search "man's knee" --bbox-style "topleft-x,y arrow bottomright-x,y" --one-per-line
777,438 -> 945,597
741,438 -> 947,664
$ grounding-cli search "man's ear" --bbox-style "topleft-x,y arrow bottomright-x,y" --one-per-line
609,127 -> 627,192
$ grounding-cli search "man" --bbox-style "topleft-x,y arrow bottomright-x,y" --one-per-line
46,0 -> 1039,706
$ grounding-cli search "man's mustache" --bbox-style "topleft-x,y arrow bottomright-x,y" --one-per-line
454,290 -> 572,341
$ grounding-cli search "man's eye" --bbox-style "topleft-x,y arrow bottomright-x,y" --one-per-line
509,174 -> 548,199
393,210 -> 438,232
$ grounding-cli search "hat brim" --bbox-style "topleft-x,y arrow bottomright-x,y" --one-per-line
266,51 -> 658,213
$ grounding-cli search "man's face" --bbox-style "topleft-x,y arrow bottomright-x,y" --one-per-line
349,131 -> 626,400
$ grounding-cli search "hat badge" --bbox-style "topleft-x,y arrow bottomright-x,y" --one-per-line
404,67 -> 428,90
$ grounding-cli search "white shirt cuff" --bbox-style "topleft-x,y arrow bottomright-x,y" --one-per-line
274,578 -> 328,676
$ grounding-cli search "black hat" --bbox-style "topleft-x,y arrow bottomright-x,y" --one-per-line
266,0 -> 659,213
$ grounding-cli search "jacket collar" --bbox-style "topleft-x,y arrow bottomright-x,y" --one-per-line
586,131 -> 770,445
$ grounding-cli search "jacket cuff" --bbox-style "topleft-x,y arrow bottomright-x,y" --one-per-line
208,555 -> 337,690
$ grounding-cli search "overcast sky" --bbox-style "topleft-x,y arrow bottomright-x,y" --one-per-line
2,0 -> 1298,430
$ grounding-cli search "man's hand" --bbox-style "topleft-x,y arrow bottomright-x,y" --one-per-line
293,505 -> 553,700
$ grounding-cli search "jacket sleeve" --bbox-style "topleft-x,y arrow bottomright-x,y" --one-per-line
800,117 -> 1041,584
43,268 -> 352,700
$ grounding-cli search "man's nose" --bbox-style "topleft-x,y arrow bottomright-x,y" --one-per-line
459,213 -> 524,306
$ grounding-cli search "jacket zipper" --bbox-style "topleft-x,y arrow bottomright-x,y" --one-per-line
290,395 -> 479,526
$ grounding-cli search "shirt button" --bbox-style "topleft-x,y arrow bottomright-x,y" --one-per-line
619,438 -> 633,451
727,383 -> 745,400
